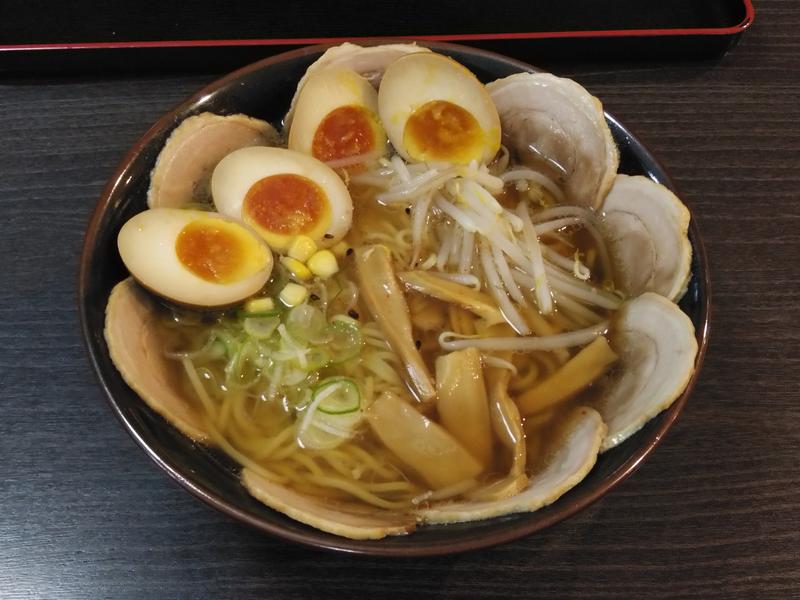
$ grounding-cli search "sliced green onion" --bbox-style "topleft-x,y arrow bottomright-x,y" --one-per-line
296,377 -> 362,449
243,316 -> 280,339
328,317 -> 363,363
329,275 -> 344,302
296,418 -> 352,450
207,339 -> 227,360
313,377 -> 361,415
286,304 -> 328,344
283,367 -> 311,386
304,347 -> 332,371
225,339 -> 261,388
330,314 -> 359,328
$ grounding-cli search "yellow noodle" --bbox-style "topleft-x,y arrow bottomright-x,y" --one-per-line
289,452 -> 327,477
203,427 -> 287,485
308,449 -> 358,480
182,358 -> 219,423
217,396 -> 234,433
363,354 -> 402,385
324,450 -> 414,494
234,434 -> 275,458
250,395 -> 275,423
270,462 -> 316,485
363,224 -> 414,265
288,480 -> 350,500
305,474 -> 413,510
360,480 -> 418,493
251,402 -> 272,426
340,444 -> 402,479
236,422 -> 293,459
310,446 -> 410,489
251,423 -> 296,460
230,395 -> 264,437
224,420 -> 256,449
271,441 -> 301,462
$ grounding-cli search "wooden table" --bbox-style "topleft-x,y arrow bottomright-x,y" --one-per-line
2,2 -> 798,597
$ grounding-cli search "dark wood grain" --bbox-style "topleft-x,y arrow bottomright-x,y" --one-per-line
2,2 -> 799,598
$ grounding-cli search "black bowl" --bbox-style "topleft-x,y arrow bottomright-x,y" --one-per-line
79,42 -> 710,556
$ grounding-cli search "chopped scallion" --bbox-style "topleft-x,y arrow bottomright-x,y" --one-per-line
314,377 -> 361,415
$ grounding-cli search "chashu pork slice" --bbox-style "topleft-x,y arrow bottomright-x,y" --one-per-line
242,469 -> 416,540
598,292 -> 698,451
487,72 -> 618,208
148,112 -> 278,208
601,174 -> 692,302
105,278 -> 209,441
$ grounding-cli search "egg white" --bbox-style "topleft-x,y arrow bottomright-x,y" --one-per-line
117,208 -> 272,307
211,146 -> 353,250
288,67 -> 387,162
378,53 -> 501,165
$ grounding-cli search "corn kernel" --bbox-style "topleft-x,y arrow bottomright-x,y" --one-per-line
279,282 -> 308,307
280,256 -> 312,281
244,297 -> 275,314
307,250 -> 339,278
287,235 -> 317,262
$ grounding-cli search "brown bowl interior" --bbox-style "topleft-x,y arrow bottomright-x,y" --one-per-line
78,41 -> 710,556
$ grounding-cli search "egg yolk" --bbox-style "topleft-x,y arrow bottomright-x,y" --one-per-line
403,100 -> 483,164
176,219 -> 262,284
312,105 -> 377,162
243,174 -> 330,238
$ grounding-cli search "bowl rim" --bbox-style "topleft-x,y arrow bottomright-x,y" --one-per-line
78,40 -> 711,556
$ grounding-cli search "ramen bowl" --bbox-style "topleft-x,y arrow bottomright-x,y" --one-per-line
79,42 -> 709,556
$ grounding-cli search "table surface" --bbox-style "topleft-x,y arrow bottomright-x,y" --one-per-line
2,2 -> 799,598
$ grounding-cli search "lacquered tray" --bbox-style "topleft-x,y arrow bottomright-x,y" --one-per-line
0,0 -> 754,72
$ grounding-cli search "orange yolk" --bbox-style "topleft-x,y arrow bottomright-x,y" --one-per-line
312,105 -> 377,162
243,174 -> 329,236
403,100 -> 483,164
176,220 -> 247,283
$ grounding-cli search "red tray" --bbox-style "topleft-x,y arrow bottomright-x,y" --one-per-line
0,0 -> 754,72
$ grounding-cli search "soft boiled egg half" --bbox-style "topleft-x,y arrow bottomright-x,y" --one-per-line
118,208 -> 273,307
212,146 -> 353,251
378,52 -> 501,165
288,67 -> 387,166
